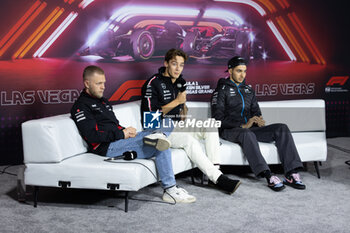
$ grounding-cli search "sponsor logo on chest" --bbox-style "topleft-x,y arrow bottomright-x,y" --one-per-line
229,88 -> 236,96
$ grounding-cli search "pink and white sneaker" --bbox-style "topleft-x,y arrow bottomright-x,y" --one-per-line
283,173 -> 306,190
268,176 -> 285,192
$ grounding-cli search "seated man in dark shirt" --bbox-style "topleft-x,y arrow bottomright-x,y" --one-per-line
141,49 -> 241,195
71,65 -> 195,203
211,56 -> 306,191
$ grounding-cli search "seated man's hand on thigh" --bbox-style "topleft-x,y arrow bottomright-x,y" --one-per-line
123,127 -> 137,139
256,116 -> 265,127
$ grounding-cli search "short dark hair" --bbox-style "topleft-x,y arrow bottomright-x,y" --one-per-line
225,56 -> 248,72
83,65 -> 104,80
164,48 -> 188,62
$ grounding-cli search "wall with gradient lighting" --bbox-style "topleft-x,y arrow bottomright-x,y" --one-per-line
0,0 -> 348,165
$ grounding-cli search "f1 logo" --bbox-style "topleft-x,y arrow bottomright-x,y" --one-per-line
326,76 -> 349,86
143,110 -> 162,129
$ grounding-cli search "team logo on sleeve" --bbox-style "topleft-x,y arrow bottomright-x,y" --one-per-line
143,110 -> 161,129
75,109 -> 85,122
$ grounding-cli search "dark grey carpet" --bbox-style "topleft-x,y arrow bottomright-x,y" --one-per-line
0,137 -> 349,233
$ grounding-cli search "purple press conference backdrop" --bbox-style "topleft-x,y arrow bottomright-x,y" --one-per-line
0,0 -> 349,164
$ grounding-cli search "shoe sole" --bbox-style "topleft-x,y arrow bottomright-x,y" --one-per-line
283,181 -> 306,190
143,137 -> 170,151
209,180 -> 241,195
229,180 -> 241,195
162,195 -> 196,204
268,184 -> 286,192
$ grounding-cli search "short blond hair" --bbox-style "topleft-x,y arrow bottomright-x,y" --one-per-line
83,65 -> 104,81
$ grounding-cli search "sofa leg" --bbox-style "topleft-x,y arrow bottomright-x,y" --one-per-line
191,169 -> 195,185
314,161 -> 321,179
124,191 -> 129,213
33,186 -> 39,208
303,162 -> 308,171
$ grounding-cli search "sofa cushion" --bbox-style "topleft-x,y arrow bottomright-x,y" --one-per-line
113,101 -> 142,132
219,132 -> 327,165
259,99 -> 326,132
24,153 -> 158,191
22,114 -> 88,163
24,150 -> 195,191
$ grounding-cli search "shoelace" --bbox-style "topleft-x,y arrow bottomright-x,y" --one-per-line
166,186 -> 183,195
176,187 -> 188,194
291,173 -> 301,182
270,176 -> 281,185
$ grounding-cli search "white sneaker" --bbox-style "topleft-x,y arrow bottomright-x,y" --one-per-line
162,186 -> 196,203
143,133 -> 171,151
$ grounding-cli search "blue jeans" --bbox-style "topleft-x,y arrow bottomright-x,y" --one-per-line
106,123 -> 175,189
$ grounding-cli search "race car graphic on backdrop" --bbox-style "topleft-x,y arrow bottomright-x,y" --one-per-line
79,6 -> 265,61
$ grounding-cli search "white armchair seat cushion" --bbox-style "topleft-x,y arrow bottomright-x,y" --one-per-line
24,153 -> 157,191
219,132 -> 327,165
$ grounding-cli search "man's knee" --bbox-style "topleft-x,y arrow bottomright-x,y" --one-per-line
221,128 -> 255,142
238,128 -> 257,142
155,148 -> 171,159
275,123 -> 290,133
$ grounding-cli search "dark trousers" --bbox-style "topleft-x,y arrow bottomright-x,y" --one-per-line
220,123 -> 303,176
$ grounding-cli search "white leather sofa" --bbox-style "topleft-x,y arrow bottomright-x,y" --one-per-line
21,99 -> 327,211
